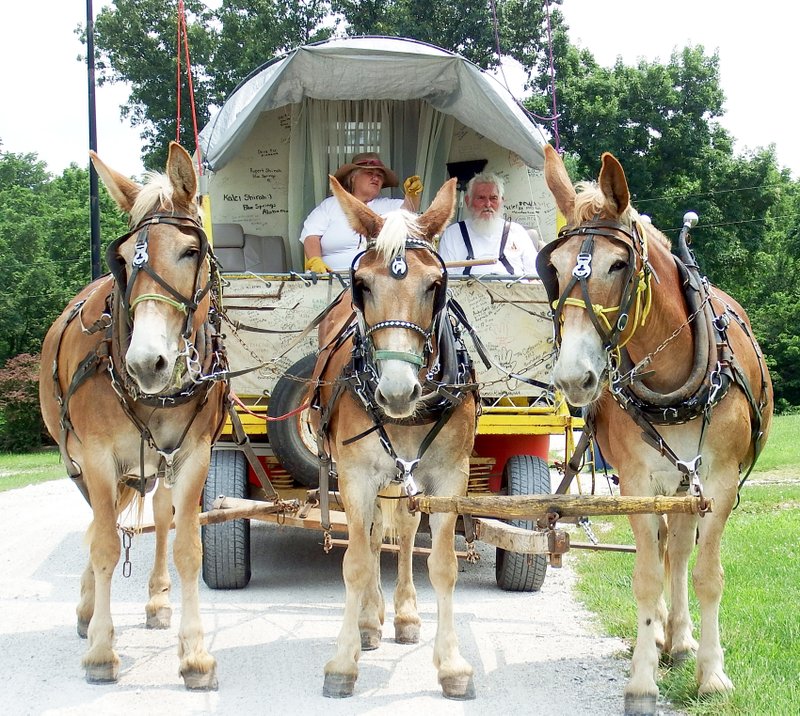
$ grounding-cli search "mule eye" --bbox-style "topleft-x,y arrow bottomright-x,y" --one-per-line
182,246 -> 200,260
609,260 -> 627,273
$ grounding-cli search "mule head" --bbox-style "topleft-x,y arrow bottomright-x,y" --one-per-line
92,142 -> 213,395
538,146 -> 649,406
332,176 -> 456,418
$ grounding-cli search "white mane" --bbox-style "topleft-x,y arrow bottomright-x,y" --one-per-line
130,172 -> 175,226
373,210 -> 423,265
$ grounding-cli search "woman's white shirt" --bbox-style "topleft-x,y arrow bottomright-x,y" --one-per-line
300,196 -> 404,270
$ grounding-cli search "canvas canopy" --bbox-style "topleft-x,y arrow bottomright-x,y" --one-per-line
199,36 -> 548,173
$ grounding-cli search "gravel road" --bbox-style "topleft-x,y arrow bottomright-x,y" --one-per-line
0,478 -> 683,715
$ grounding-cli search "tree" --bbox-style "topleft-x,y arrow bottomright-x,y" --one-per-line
0,150 -> 126,364
90,0 -> 335,169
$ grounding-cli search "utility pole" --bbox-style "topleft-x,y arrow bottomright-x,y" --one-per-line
86,0 -> 101,280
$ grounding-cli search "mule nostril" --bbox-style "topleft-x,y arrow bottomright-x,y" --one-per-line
581,372 -> 596,391
154,355 -> 168,373
410,383 -> 422,402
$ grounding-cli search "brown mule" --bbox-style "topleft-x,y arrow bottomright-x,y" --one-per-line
315,177 -> 479,700
39,143 -> 228,689
538,145 -> 773,714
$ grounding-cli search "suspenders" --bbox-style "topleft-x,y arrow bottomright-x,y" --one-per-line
457,221 -> 514,275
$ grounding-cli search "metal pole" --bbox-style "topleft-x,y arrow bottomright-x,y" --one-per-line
86,0 -> 101,280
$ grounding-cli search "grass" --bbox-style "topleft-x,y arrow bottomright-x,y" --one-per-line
0,449 -> 67,492
573,475 -> 800,714
750,412 -> 800,474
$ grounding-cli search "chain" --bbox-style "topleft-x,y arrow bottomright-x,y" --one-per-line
616,292 -> 710,387
120,527 -> 133,577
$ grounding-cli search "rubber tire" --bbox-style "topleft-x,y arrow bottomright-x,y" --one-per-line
495,455 -> 550,592
202,449 -> 251,589
267,353 -> 321,488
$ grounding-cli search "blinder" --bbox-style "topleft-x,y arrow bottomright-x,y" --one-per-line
536,220 -> 644,350
350,239 -> 448,318
105,213 -> 213,339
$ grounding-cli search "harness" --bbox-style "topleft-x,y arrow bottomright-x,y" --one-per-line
312,239 -> 479,532
458,220 -> 513,275
536,215 -> 771,501
51,212 -> 230,504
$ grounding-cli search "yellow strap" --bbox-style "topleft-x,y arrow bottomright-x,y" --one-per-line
129,293 -> 187,314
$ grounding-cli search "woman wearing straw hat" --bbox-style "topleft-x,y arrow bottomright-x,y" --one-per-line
300,152 -> 423,272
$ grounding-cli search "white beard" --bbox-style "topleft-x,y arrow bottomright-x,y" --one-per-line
467,211 -> 504,236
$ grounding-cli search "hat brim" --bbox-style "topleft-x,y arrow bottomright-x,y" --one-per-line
333,163 -> 399,189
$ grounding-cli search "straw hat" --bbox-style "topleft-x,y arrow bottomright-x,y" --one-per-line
334,152 -> 399,188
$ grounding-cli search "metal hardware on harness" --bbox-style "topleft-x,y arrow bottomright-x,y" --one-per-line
395,458 -> 421,496
159,449 -> 179,488
132,234 -> 149,267
572,252 -> 592,278
675,455 -> 702,494
121,528 -> 133,578
390,255 -> 408,278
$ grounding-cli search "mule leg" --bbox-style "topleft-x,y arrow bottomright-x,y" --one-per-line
76,558 -> 95,639
693,484 -> 736,696
624,512 -> 665,715
82,486 -> 122,683
324,492 -> 375,698
145,481 -> 173,629
172,479 -> 217,691
358,501 -> 385,651
428,511 -> 474,700
664,513 -> 699,663
393,500 -> 422,644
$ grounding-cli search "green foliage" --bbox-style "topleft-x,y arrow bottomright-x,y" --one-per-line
752,413 -> 800,473
0,149 -> 127,364
0,450 -> 66,492
0,353 -> 44,451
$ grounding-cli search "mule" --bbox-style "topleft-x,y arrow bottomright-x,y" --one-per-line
39,142 -> 228,689
313,177 -> 479,699
537,145 -> 773,714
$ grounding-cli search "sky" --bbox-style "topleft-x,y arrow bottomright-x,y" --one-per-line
1,1 -> 798,180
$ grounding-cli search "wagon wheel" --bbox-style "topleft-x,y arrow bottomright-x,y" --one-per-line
495,455 -> 550,592
202,449 -> 251,589
267,353 -> 321,488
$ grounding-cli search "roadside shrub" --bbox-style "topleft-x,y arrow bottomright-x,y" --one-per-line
0,353 -> 44,451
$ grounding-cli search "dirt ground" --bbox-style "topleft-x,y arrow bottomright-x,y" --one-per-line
0,478 -> 686,715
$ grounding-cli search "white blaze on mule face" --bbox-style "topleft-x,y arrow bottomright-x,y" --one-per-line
553,324 -> 606,406
125,301 -> 182,394
375,353 -> 423,418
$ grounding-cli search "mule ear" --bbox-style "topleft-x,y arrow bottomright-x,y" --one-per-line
543,144 -> 576,219
166,142 -> 197,205
90,151 -> 140,213
329,175 -> 384,238
598,152 -> 630,216
417,178 -> 457,241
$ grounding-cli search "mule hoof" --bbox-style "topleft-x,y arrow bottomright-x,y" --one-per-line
323,672 -> 356,698
670,649 -> 694,666
146,607 -> 172,630
395,623 -> 420,644
77,619 -> 90,639
182,667 -> 219,691
623,693 -> 657,715
85,662 -> 118,683
440,675 -> 476,700
360,628 -> 382,651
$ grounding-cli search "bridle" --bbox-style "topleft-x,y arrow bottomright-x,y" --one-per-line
106,212 -> 216,341
350,237 -> 449,369
536,217 -> 653,360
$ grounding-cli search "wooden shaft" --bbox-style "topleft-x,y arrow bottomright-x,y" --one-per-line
412,493 -> 710,519
443,257 -> 498,268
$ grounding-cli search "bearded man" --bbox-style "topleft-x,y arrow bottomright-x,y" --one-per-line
437,172 -> 538,276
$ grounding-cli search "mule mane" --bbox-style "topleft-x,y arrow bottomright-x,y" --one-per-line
372,210 -> 424,265
129,172 -> 197,227
573,182 -> 670,249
